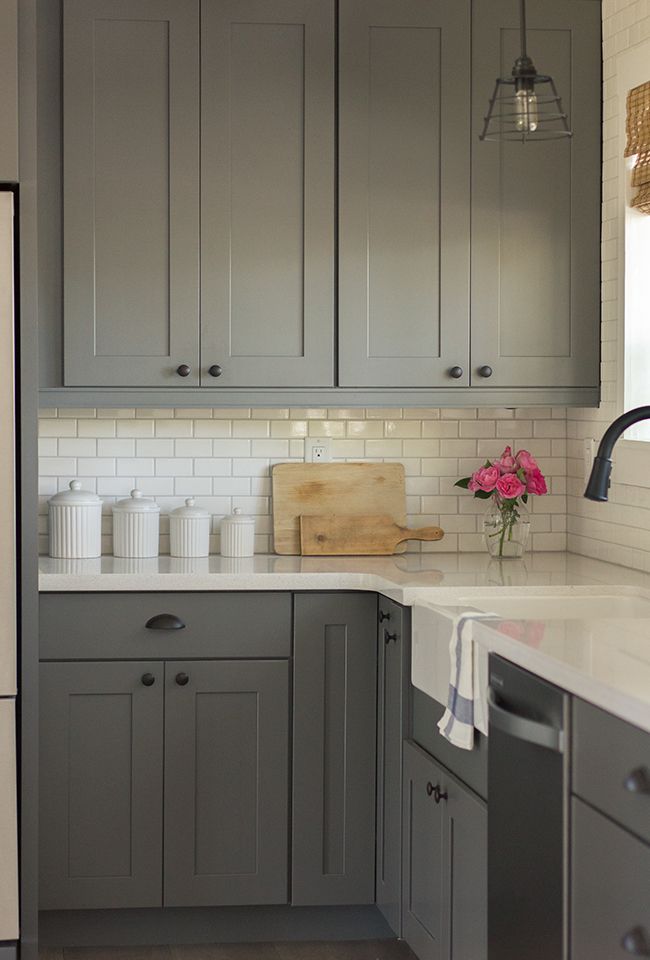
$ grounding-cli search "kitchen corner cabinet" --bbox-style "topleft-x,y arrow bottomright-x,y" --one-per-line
402,740 -> 487,960
292,593 -> 378,906
338,0 -> 471,388
376,598 -> 410,934
39,661 -> 164,910
470,0 -> 601,388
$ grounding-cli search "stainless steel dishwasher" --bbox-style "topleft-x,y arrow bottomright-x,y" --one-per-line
488,654 -> 570,960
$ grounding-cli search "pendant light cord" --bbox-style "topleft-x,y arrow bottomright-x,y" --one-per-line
519,0 -> 527,58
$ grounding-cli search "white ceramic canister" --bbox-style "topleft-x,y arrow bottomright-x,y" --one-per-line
220,507 -> 255,557
169,498 -> 211,558
48,480 -> 102,559
112,489 -> 160,558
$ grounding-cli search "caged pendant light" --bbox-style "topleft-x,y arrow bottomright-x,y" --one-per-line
479,0 -> 572,142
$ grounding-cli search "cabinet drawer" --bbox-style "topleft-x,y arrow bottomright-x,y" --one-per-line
40,592 -> 291,660
572,798 -> 650,960
573,698 -> 650,844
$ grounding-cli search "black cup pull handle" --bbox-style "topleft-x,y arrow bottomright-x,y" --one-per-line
145,613 -> 186,631
175,672 -> 190,686
624,767 -> 650,795
141,673 -> 156,687
621,927 -> 650,956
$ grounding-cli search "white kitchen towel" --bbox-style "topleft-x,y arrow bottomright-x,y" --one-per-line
437,612 -> 499,750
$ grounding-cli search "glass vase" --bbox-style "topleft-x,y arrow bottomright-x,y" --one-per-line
483,497 -> 531,559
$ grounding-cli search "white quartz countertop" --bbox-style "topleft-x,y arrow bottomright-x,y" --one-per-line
39,551 -> 650,733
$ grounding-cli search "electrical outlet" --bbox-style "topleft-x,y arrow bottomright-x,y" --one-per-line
305,438 -> 331,462
584,437 -> 595,482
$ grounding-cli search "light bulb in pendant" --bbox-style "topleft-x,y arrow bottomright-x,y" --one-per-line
514,87 -> 539,133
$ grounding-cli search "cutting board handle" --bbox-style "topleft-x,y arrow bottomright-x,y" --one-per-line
396,525 -> 444,544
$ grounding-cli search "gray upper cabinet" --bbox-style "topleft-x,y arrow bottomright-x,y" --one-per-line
163,659 -> 289,907
470,0 -> 601,388
338,0 -> 471,388
292,593 -> 378,906
200,0 -> 335,387
63,0 -> 200,387
39,661 -> 164,910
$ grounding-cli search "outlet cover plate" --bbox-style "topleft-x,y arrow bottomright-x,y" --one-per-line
305,437 -> 332,462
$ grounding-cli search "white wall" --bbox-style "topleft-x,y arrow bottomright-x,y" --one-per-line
567,0 -> 650,572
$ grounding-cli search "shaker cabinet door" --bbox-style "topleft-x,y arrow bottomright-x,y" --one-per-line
200,0 -> 335,387
63,0 -> 200,387
292,593 -> 378,905
338,0 -> 471,387
470,0 -> 601,388
39,661 -> 164,909
163,659 -> 289,906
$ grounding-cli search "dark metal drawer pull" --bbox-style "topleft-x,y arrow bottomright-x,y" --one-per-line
379,610 -> 391,623
488,687 -> 564,753
141,673 -> 155,687
384,631 -> 398,644
621,927 -> 650,956
175,672 -> 190,686
624,767 -> 650,795
145,613 -> 186,631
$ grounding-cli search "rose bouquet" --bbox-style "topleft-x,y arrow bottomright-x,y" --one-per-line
455,446 -> 548,558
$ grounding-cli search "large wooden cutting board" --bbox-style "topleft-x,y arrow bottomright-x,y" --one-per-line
272,462 -> 406,555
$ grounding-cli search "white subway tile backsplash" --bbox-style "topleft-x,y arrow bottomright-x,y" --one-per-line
39,406 -> 568,556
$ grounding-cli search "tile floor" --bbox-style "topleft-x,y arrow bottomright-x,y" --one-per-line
41,941 -> 415,960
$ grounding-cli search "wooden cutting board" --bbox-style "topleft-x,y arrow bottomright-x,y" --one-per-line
272,462 -> 407,555
300,514 -> 445,556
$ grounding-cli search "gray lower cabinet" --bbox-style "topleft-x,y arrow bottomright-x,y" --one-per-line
471,0 -> 601,388
163,659 -> 289,907
292,593 -> 378,905
402,740 -> 487,960
338,0 -> 471,388
376,598 -> 410,934
39,661 -> 164,909
63,0 -> 200,388
572,798 -> 650,960
200,0 -> 335,387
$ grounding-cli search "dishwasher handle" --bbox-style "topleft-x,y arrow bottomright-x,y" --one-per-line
488,686 -> 564,753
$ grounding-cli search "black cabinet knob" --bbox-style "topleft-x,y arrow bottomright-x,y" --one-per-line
141,673 -> 156,687
145,613 -> 186,631
379,610 -> 391,623
624,766 -> 650,795
384,630 -> 398,645
621,927 -> 650,956
433,785 -> 448,804
175,672 -> 190,686
478,365 -> 493,378
208,364 -> 223,378
176,364 -> 191,377
449,366 -> 463,379
426,782 -> 435,796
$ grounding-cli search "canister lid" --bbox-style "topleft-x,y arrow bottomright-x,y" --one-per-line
113,489 -> 161,513
170,497 -> 210,519
49,479 -> 101,506
222,507 -> 255,525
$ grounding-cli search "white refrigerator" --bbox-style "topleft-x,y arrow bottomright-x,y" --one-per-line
0,189 -> 19,952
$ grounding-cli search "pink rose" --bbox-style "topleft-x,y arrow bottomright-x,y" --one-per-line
471,465 -> 499,493
496,445 -> 517,474
496,473 -> 525,499
516,449 -> 538,471
525,468 -> 548,496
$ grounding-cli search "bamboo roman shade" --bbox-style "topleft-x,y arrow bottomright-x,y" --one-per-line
625,80 -> 650,214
